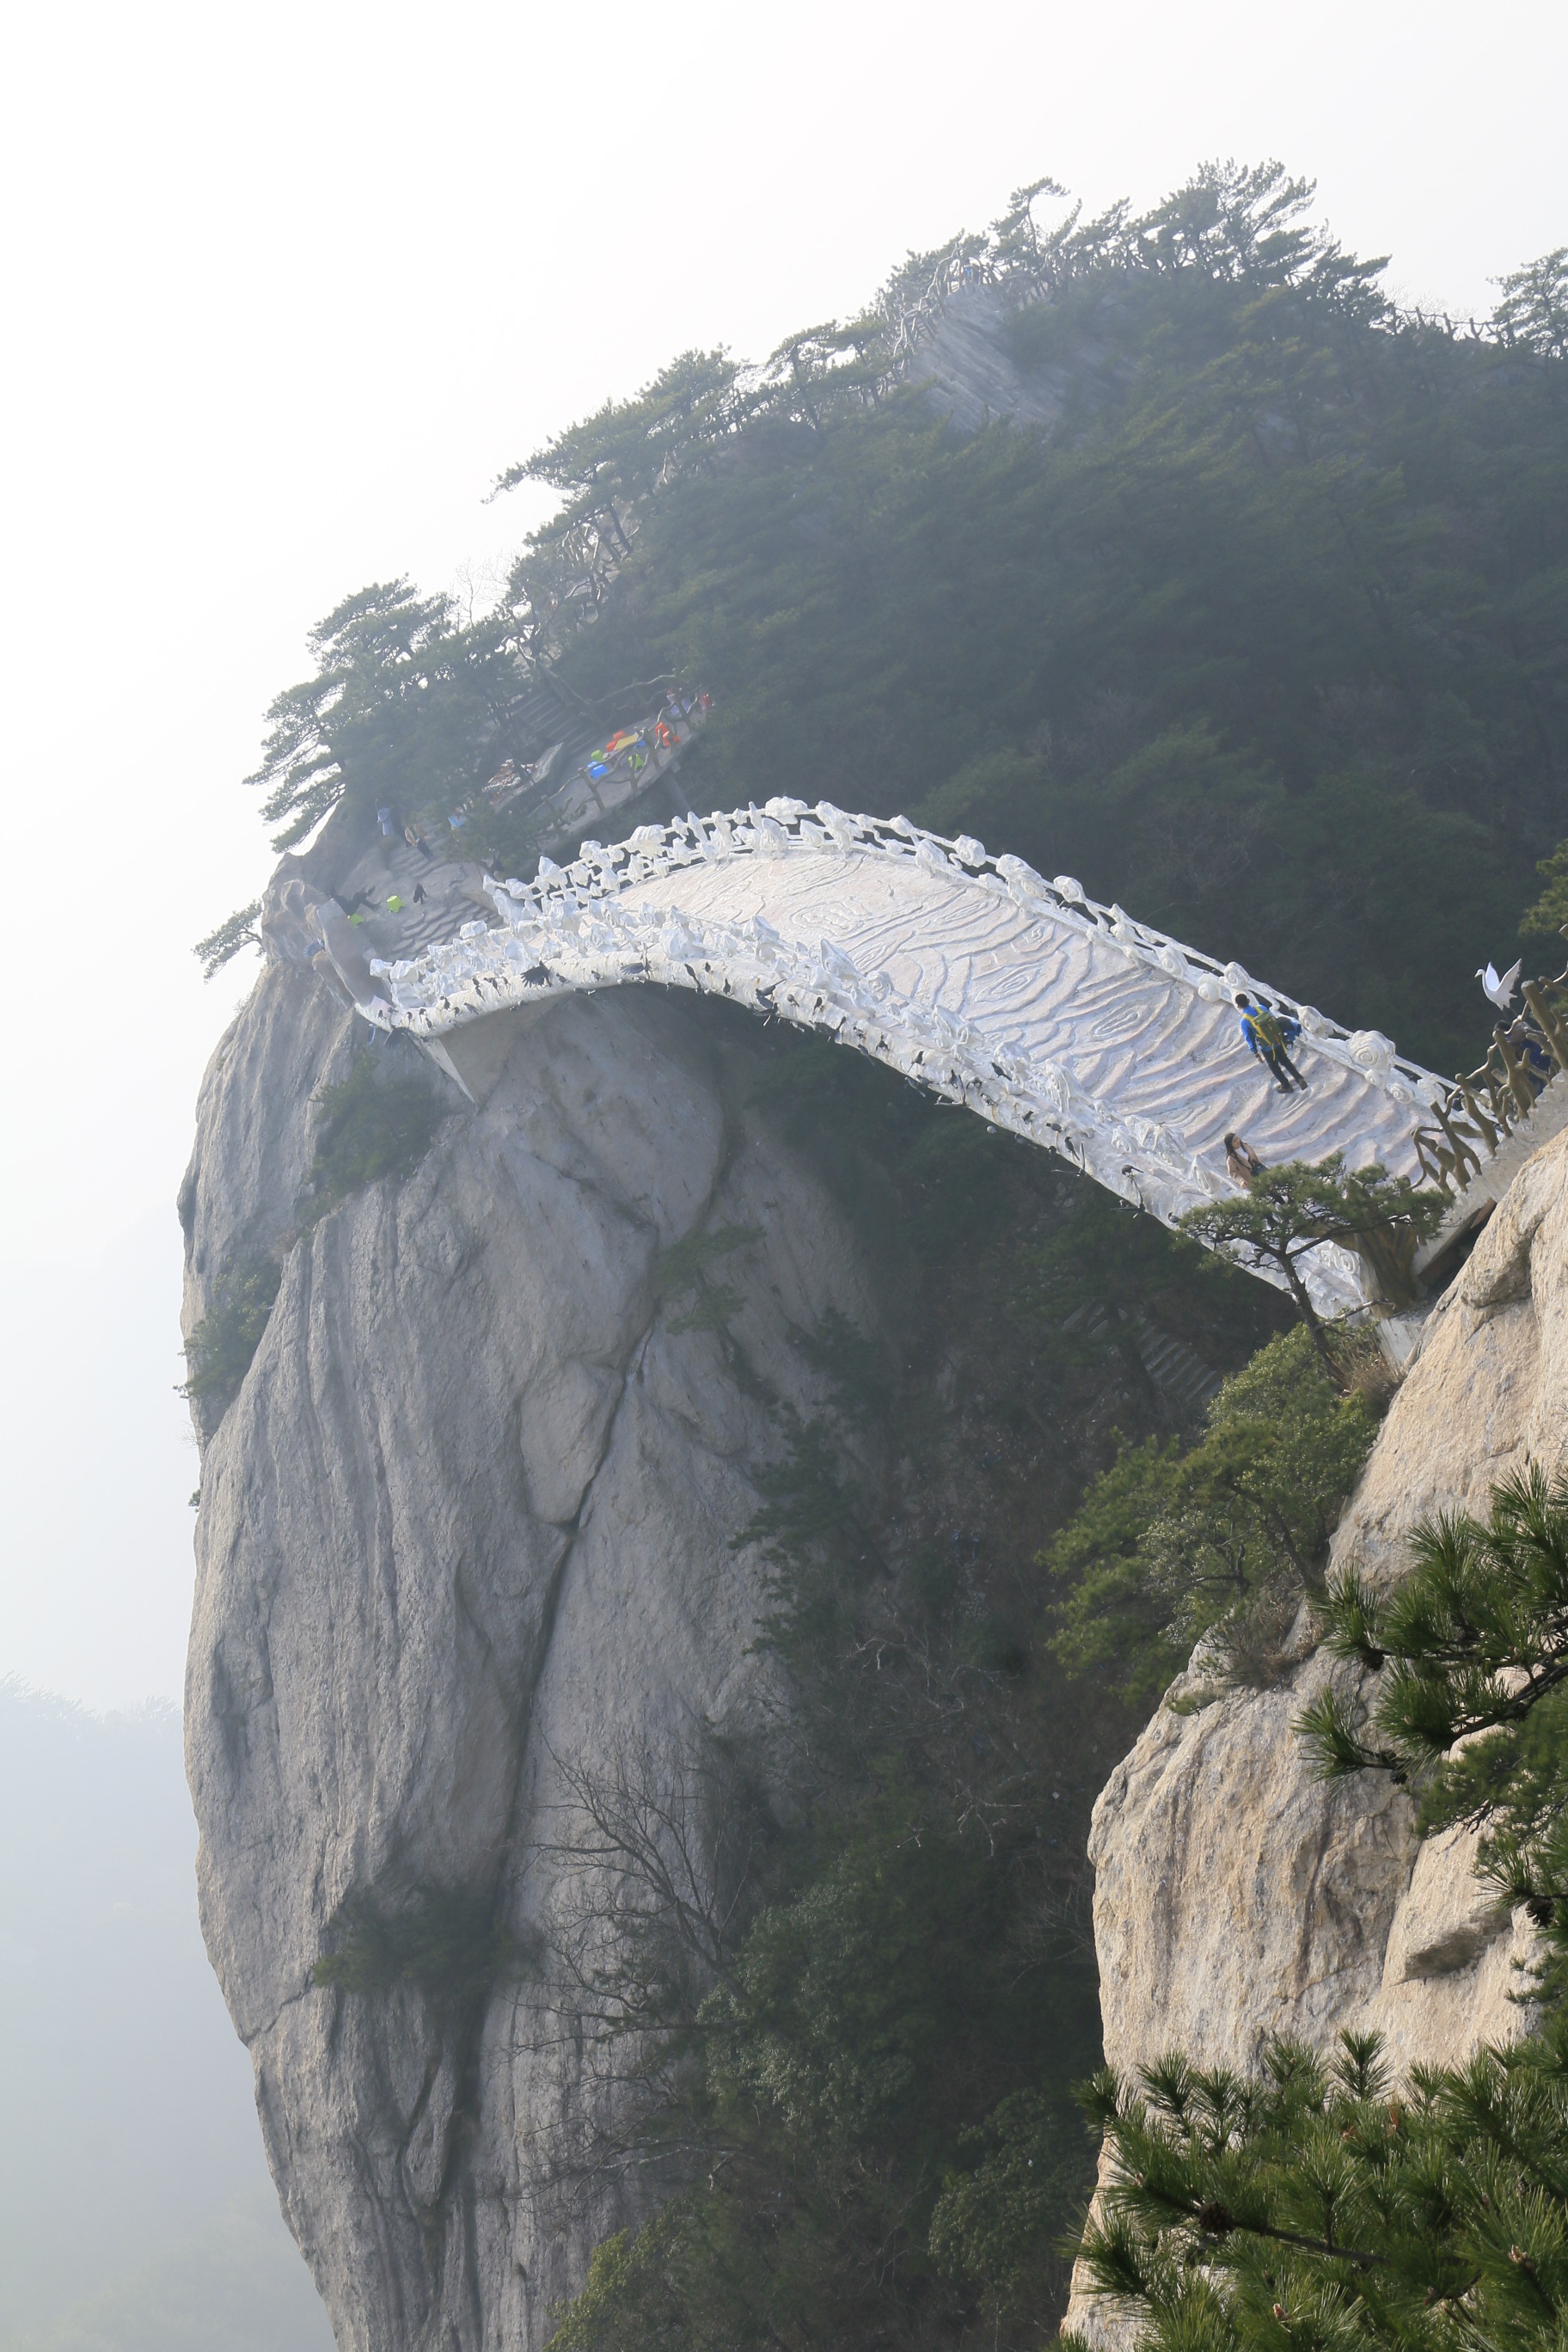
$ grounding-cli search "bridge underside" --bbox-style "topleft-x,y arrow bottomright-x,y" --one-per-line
315,800 -> 1450,1320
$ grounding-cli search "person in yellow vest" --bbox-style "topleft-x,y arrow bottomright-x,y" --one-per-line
1235,994 -> 1308,1093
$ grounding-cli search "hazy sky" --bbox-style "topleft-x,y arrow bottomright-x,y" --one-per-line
2,0 -> 1562,1709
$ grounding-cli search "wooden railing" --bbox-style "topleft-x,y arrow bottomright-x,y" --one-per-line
1412,942 -> 1568,1197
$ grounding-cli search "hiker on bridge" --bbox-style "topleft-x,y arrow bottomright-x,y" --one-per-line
1236,994 -> 1308,1093
1224,1131 -> 1266,1184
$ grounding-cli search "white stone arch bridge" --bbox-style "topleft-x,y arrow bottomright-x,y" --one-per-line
315,800 -> 1457,1319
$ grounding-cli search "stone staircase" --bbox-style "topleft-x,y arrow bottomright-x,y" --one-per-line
1127,1313 -> 1223,1416
1065,1303 -> 1222,1418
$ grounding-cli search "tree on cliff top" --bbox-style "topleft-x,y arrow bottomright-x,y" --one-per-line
216,162 -> 1568,1075
1177,1158 -> 1445,1381
193,899 -> 262,979
247,579 -> 528,850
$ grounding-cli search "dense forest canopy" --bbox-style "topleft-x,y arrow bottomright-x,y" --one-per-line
238,162 -> 1568,1074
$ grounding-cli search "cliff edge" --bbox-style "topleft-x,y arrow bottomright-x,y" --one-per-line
1065,1127 -> 1568,2343
181,965 -> 874,2350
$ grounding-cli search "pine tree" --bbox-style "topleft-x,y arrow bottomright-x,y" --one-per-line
246,579 -> 528,849
1177,1158 -> 1444,1381
1048,1328 -> 1376,1706
1069,1473 -> 1568,2352
193,900 -> 263,979
1303,1466 -> 1568,2002
1069,2024 -> 1568,2352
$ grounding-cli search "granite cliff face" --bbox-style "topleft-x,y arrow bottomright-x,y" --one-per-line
1066,1122 -> 1568,2344
181,959 -> 875,2350
184,908 -> 1568,2352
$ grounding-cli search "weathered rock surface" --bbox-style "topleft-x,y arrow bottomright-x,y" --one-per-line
187,921 -> 1568,2352
182,968 -> 874,2350
1332,1128 -> 1568,1588
1087,1650 -> 1420,2081
1065,1129 -> 1568,2344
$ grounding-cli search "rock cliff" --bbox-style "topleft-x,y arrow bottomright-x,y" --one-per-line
181,962 -> 876,2349
1065,1125 -> 1568,2344
185,926 -> 1568,2351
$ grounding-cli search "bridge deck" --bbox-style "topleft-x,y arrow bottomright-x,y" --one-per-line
623,847 -> 1423,1192
316,799 -> 1451,1318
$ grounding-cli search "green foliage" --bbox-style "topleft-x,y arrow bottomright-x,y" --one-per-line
1177,1157 -> 1445,1361
530,1005 -> 1300,2349
542,1014 -> 1200,2349
1050,1329 -> 1377,1703
1070,2023 -> 1568,2352
958,1614 -> 1030,1675
700,1802 -> 1001,2149
542,1774 -> 1102,2350
533,173 -> 1568,1074
738,1410 -> 877,1677
1047,1436 -> 1188,1701
178,1258 -> 281,1427
543,2215 -> 690,2352
495,347 -> 741,558
1014,1183 -> 1259,1343
928,2088 -> 1089,2324
234,167 -> 1568,1077
655,1223 -> 759,1336
1522,836 -> 1568,937
247,579 -> 540,849
211,160 -> 1568,2351
312,1886 -> 519,2009
745,1028 -> 1044,1302
1105,1473 -> 1568,2351
301,1046 -> 444,1222
193,901 -> 262,980
1492,246 -> 1568,361
797,1306 -> 897,1428
1307,1467 -> 1568,2003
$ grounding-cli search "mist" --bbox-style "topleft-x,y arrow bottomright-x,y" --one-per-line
0,1686 -> 331,2348
2,0 -> 1565,2342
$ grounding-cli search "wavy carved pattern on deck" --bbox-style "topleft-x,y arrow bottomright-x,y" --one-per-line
319,800 -> 1451,1316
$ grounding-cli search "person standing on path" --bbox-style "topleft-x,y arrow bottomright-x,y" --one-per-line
1236,994 -> 1308,1093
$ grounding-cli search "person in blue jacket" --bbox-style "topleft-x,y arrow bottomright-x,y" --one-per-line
1236,993 -> 1308,1093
